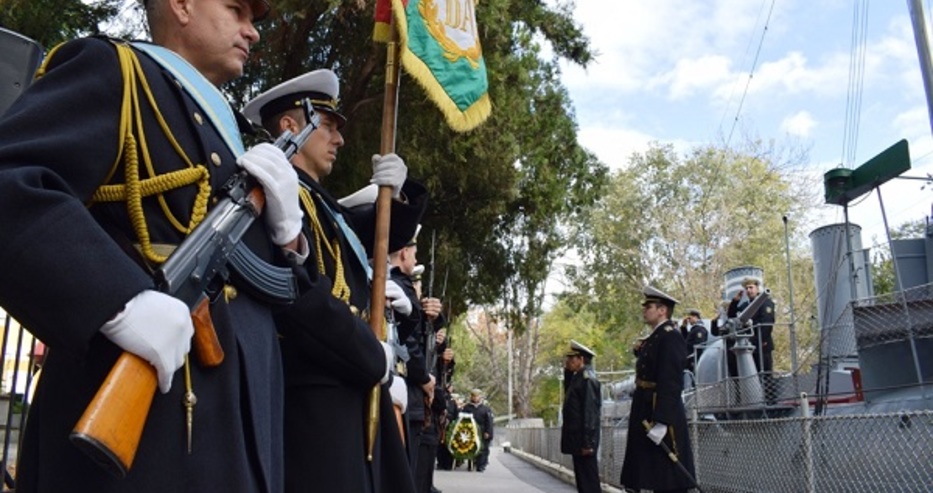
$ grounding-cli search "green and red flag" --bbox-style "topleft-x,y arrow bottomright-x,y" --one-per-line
374,0 -> 491,132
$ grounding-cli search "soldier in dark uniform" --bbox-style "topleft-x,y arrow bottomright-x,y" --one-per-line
0,1 -> 303,491
726,278 -> 774,373
243,70 -> 416,493
620,286 -> 696,493
410,266 -> 454,493
723,277 -> 775,403
461,389 -> 494,471
680,308 -> 709,373
381,224 -> 432,479
560,340 -> 602,493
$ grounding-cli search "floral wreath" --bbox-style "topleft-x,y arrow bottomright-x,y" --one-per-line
447,412 -> 482,461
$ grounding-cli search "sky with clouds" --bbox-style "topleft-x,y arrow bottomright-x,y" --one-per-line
556,0 -> 933,250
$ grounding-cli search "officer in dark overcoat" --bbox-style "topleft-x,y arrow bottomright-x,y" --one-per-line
243,69 -> 417,493
560,340 -> 602,493
0,1 -> 302,491
620,286 -> 696,493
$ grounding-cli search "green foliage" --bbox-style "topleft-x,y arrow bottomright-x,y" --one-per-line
561,140 -> 821,375
0,0 -> 125,49
235,0 -> 605,322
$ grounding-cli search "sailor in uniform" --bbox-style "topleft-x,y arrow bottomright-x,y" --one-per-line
243,69 -> 416,493
620,286 -> 696,493
0,0 -> 303,491
561,340 -> 602,493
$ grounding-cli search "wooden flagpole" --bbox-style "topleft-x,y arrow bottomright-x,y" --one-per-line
366,12 -> 404,461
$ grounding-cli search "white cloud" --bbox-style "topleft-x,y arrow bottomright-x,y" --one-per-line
576,126 -> 653,171
651,55 -> 734,100
781,110 -> 817,137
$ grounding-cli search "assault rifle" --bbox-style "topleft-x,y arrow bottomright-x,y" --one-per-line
69,107 -> 319,477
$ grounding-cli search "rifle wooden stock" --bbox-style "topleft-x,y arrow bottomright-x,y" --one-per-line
70,303 -> 223,477
70,352 -> 157,478
191,297 -> 224,367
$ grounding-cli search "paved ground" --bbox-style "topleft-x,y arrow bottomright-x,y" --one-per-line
434,447 -> 577,493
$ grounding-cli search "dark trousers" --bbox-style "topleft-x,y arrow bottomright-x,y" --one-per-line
407,419 -> 424,478
475,439 -> 491,470
415,434 -> 438,493
436,441 -> 453,470
571,454 -> 600,493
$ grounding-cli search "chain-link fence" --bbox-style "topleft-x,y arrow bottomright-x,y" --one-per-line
506,408 -> 933,492
510,283 -> 933,492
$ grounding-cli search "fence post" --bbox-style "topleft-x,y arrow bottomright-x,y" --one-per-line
690,404 -> 700,485
800,392 -> 816,493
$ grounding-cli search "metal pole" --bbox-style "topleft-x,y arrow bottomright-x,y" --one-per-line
782,216 -> 800,382
507,318 -> 513,423
907,0 -> 933,137
800,393 -> 816,493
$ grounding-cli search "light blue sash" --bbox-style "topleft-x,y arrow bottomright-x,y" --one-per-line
131,42 -> 245,157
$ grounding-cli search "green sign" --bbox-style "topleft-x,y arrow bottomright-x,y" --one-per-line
823,139 -> 911,206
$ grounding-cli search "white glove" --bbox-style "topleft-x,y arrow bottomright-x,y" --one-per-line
379,341 -> 394,384
99,290 -> 193,394
370,153 -> 407,198
236,143 -> 303,246
648,422 -> 667,445
385,280 -> 412,316
389,376 -> 408,413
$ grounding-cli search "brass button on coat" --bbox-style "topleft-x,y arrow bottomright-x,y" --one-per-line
210,152 -> 222,167
193,112 -> 204,125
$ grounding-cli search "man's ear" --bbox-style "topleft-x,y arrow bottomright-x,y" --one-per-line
278,114 -> 300,136
167,0 -> 192,25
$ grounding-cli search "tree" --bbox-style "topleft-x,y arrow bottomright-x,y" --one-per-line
562,140 -> 820,374
230,0 -> 605,319
0,0 -> 126,48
